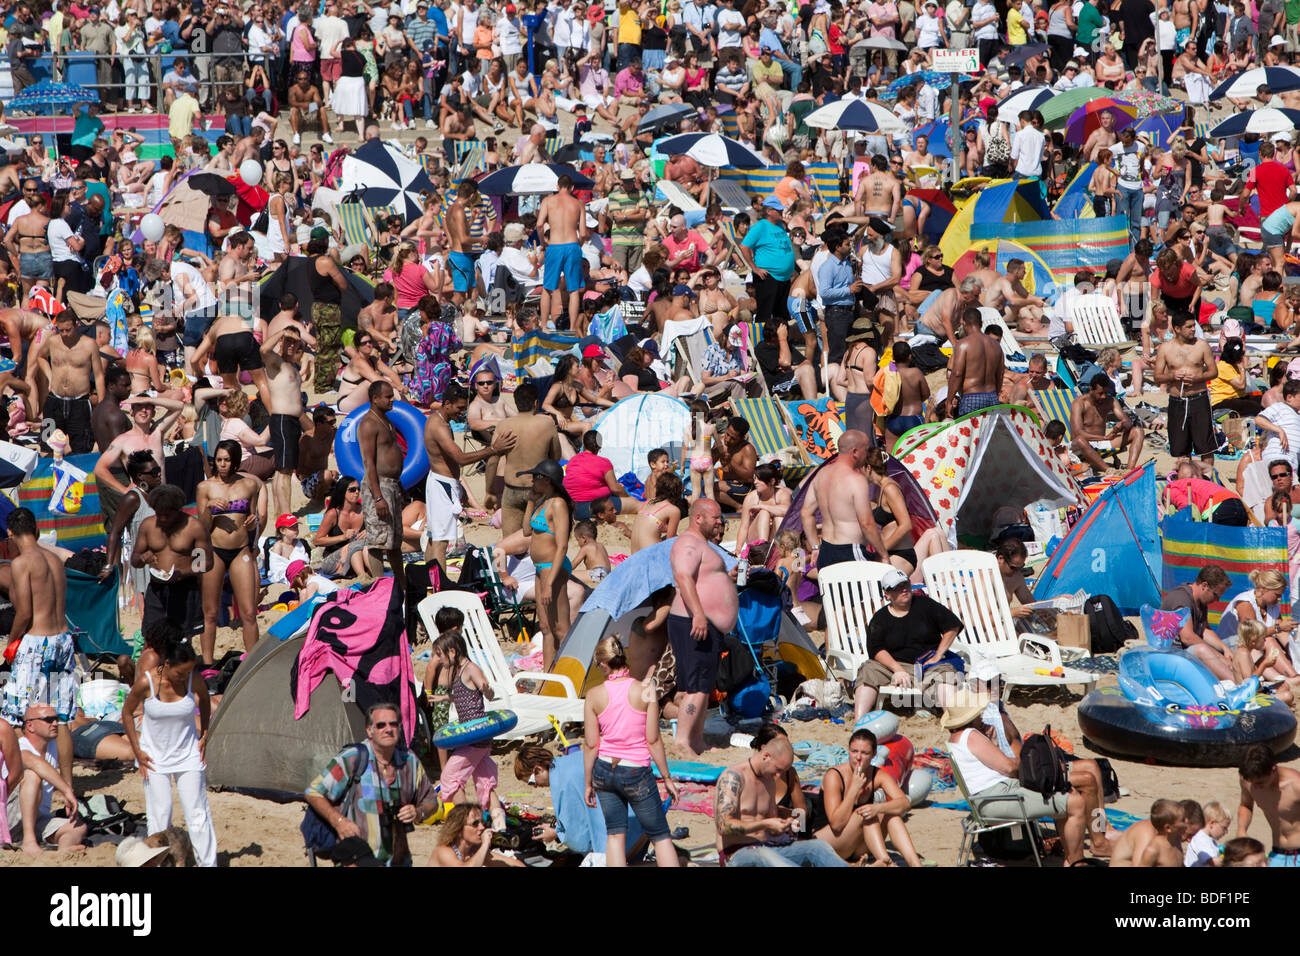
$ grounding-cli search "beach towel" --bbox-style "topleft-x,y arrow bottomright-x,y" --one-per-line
66,567 -> 129,658
291,576 -> 417,743
871,363 -> 900,417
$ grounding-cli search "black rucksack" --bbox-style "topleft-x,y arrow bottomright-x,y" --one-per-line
1084,594 -> 1137,654
1018,725 -> 1071,800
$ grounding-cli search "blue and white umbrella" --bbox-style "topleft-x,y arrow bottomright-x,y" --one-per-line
996,86 -> 1055,118
1209,66 -> 1300,101
803,97 -> 907,134
476,163 -> 595,195
880,69 -> 976,101
655,132 -> 766,168
913,117 -> 981,159
338,139 -> 435,221
580,538 -> 737,619
1207,107 -> 1300,139
9,80 -> 100,111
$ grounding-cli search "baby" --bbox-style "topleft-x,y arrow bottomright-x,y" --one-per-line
1232,618 -> 1298,705
1184,800 -> 1229,867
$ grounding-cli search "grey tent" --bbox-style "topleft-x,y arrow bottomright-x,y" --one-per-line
206,634 -> 365,797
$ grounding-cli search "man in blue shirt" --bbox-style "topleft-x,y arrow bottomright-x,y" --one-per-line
817,230 -> 864,365
758,21 -> 801,89
739,197 -> 797,325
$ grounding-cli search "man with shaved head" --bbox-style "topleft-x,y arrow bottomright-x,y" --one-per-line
669,497 -> 738,757
799,429 -> 890,570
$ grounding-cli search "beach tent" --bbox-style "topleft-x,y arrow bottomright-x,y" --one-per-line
258,257 -> 374,333
206,633 -> 366,797
1033,462 -> 1161,614
1052,162 -> 1098,220
905,187 -> 958,244
1161,509 -> 1289,627
950,237 -> 1061,304
895,405 -> 1087,548
971,214 -> 1131,282
939,178 -> 1052,264
591,393 -> 692,482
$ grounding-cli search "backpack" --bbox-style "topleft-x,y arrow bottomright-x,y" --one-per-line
1084,593 -> 1137,654
1017,725 -> 1071,800
300,744 -> 370,855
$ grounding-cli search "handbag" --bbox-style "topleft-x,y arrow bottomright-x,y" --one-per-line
301,744 -> 370,854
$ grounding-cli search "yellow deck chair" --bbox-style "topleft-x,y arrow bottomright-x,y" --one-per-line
731,396 -> 814,485
336,201 -> 375,250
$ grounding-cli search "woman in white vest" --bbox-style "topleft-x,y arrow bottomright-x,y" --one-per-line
1218,569 -> 1298,671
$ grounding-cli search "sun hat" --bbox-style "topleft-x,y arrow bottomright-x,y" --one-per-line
517,459 -> 565,487
762,194 -> 785,210
939,688 -> 994,731
285,559 -> 309,582
115,836 -> 169,867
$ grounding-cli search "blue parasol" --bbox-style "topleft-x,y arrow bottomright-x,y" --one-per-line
580,538 -> 737,619
879,70 -> 977,101
10,80 -> 100,111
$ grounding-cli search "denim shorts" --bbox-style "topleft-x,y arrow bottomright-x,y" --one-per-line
591,758 -> 670,841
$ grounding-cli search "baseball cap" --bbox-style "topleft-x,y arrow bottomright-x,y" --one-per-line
762,194 -> 785,210
505,2 -> 516,13
310,226 -> 331,241
276,513 -> 298,529
673,283 -> 696,297
760,44 -> 774,52
286,559 -> 309,583
582,343 -> 605,358
517,459 -> 565,487
881,568 -> 910,591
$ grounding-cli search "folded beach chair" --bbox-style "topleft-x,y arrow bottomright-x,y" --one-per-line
711,177 -> 755,214
1240,458 -> 1272,523
947,744 -> 1046,867
920,551 -> 1097,699
417,591 -> 583,739
465,544 -> 537,642
1067,293 -> 1135,350
655,179 -> 706,212
450,139 -> 486,182
543,130 -> 563,159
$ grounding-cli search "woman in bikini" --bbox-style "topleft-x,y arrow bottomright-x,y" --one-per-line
5,191 -> 52,300
338,333 -> 409,413
685,401 -> 716,502
816,728 -> 924,866
195,439 -> 262,677
126,327 -> 167,395
543,354 -> 613,457
631,472 -> 686,553
863,447 -> 921,577
315,476 -> 370,578
190,311 -> 272,412
734,462 -> 790,549
263,139 -> 298,194
838,328 -> 878,431
522,460 -> 572,670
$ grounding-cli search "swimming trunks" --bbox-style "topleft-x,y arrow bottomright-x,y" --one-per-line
1167,391 -> 1216,458
543,241 -> 585,293
143,575 -> 204,637
957,391 -> 1001,416
1270,846 -> 1300,867
448,250 -> 476,293
884,413 -> 923,437
666,612 -> 724,694
214,330 -> 265,374
816,540 -> 876,571
1,631 -> 77,722
270,412 -> 302,472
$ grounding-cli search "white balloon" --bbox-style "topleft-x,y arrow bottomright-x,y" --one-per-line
239,159 -> 263,187
140,213 -> 165,242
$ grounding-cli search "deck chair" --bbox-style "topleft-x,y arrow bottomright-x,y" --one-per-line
977,306 -> 1029,371
1068,293 -> 1134,350
655,179 -> 706,212
718,112 -> 740,137
1031,386 -> 1121,469
417,591 -> 583,738
921,551 -> 1097,698
450,140 -> 486,182
719,219 -> 752,278
543,131 -> 563,159
1240,458 -> 1273,523
731,395 -> 814,485
819,561 -> 900,682
336,201 -> 376,250
467,544 -> 537,642
947,745 -> 1045,867
673,329 -> 733,404
711,177 -> 755,214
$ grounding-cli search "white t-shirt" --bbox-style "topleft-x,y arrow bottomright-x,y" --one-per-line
553,8 -> 573,46
627,265 -> 652,294
314,15 -> 350,57
972,0 -> 999,39
1010,124 -> 1045,177
1261,402 -> 1300,468
499,246 -> 541,286
915,12 -> 943,47
496,15 -> 522,55
6,199 -> 31,227
717,8 -> 745,46
172,260 -> 217,313
48,218 -> 78,262
1114,141 -> 1145,190
17,736 -> 58,820
1184,829 -> 1219,867
505,554 -> 537,602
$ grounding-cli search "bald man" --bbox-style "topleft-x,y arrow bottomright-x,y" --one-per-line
669,498 -> 738,757
799,429 -> 890,571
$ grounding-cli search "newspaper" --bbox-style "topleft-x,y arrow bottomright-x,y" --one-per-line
1015,589 -> 1088,636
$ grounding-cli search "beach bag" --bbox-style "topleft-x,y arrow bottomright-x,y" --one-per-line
301,744 -> 370,855
1084,594 -> 1135,654
1017,725 -> 1071,800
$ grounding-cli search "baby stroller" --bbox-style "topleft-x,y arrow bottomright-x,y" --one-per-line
723,569 -> 790,719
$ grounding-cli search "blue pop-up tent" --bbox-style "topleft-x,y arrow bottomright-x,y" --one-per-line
1033,462 -> 1161,614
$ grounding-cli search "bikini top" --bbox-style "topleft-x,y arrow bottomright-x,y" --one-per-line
212,497 -> 251,515
530,504 -> 553,535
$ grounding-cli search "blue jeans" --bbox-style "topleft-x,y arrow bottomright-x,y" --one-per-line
1117,185 -> 1144,245
591,759 -> 670,841
728,840 -> 849,867
226,113 -> 252,138
776,57 -> 802,91
617,42 -> 639,70
246,88 -> 273,113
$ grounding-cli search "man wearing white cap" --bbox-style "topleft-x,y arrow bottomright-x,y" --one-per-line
498,221 -> 543,289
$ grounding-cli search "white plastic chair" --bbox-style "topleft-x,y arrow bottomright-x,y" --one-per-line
1068,293 -> 1133,349
417,591 -> 583,739
977,307 -> 1029,373
1240,458 -> 1273,524
920,551 -> 1098,698
818,561 -> 898,679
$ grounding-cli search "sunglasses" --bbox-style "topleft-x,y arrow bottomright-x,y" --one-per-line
474,379 -> 495,386
29,715 -> 59,724
927,253 -> 943,260
1272,472 -> 1292,480
372,720 -> 400,730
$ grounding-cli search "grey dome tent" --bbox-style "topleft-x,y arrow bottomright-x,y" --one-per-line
206,634 -> 366,798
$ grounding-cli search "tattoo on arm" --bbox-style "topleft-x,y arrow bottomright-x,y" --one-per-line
715,769 -> 746,836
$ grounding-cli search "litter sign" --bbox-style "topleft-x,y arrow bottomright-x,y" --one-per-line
932,48 -> 979,72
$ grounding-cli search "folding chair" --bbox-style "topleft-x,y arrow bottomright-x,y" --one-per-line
1068,293 -> 1135,350
730,395 -> 814,485
467,543 -> 538,642
948,745 -> 1045,867
655,179 -> 706,212
673,328 -> 733,405
719,219 -> 752,278
1031,387 -> 1121,468
711,177 -> 755,214
543,130 -> 563,159
336,201 -> 376,250
450,139 -> 486,182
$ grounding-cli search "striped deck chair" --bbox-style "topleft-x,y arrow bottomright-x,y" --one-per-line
418,152 -> 439,178
337,201 -> 375,250
450,140 -> 486,182
1031,387 -> 1120,468
718,112 -> 740,137
719,219 -> 751,278
512,329 -> 581,378
672,329 -> 733,404
711,178 -> 754,214
544,131 -> 563,159
731,396 -> 814,486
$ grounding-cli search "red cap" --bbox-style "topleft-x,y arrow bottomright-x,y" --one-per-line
582,344 -> 605,358
275,514 -> 299,529
505,3 -> 516,12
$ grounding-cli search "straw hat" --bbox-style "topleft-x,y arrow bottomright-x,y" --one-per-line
939,688 -> 994,731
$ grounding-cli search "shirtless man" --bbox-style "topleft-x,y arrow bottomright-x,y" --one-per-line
131,483 -> 212,641
467,368 -> 516,510
445,179 -> 478,306
536,173 -> 588,330
232,125 -> 267,169
917,277 -> 981,345
422,381 -> 515,564
1,506 -> 77,840
494,383 -> 561,537
1110,799 -> 1188,867
440,104 -> 476,146
799,429 -> 890,570
1237,744 -> 1300,866
882,341 -> 930,450
713,733 -> 848,866
713,416 -> 758,512
4,191 -> 52,301
216,231 -> 262,302
1003,351 -> 1054,406
31,312 -> 106,455
1155,312 -> 1217,474
947,308 -> 1005,417
668,498 -> 738,757
358,282 -> 400,359
515,124 -> 548,166
93,394 -> 183,499
1172,0 -> 1199,51
287,70 -> 334,144
853,154 -> 901,221
261,327 -> 306,525
986,259 -> 1046,331
1081,108 -> 1118,164
1071,373 -> 1145,473
356,380 -> 406,586
297,405 -> 338,506
91,363 -> 133,454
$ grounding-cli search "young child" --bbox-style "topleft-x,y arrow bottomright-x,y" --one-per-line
357,282 -> 400,358
571,519 -> 612,586
1206,186 -> 1232,259
1043,419 -> 1072,471
685,400 -> 716,502
423,606 -> 464,770
432,628 -> 507,829
263,514 -> 311,584
1184,800 -> 1229,866
773,529 -> 818,626
286,559 -> 339,603
1232,618 -> 1297,705
643,447 -> 673,502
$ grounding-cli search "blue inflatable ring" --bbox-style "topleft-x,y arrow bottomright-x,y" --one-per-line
432,709 -> 519,749
333,401 -> 430,489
